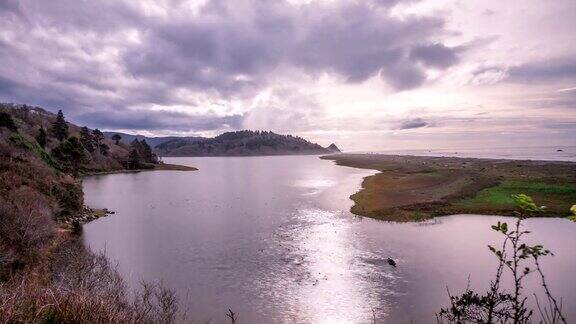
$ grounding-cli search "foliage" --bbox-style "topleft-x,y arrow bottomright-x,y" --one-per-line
9,133 -> 59,169
91,128 -> 110,156
569,205 -> 576,222
155,130 -> 329,156
511,193 -> 542,215
50,109 -> 69,141
79,126 -> 95,153
127,139 -> 157,168
0,240 -> 179,323
438,195 -> 567,324
0,111 -> 18,132
112,133 -> 122,145
52,137 -> 87,175
35,126 -> 47,148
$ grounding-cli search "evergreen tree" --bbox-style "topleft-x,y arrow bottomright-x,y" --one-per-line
91,129 -> 109,155
128,147 -> 141,169
79,126 -> 95,153
50,110 -> 69,141
112,134 -> 122,145
139,140 -> 154,163
35,127 -> 47,148
0,112 -> 17,132
92,129 -> 104,146
52,137 -> 86,175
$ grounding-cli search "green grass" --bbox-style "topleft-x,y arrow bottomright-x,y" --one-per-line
456,180 -> 576,211
9,134 -> 60,170
421,171 -> 444,178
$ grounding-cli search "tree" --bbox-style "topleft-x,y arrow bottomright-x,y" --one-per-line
92,129 -> 104,146
91,129 -> 108,156
50,110 -> 69,141
35,127 -> 47,148
112,134 -> 122,145
0,112 -> 17,132
52,137 -> 87,175
128,147 -> 141,169
79,126 -> 95,153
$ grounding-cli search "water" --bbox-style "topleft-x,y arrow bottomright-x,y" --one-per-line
357,145 -> 576,162
83,156 -> 576,323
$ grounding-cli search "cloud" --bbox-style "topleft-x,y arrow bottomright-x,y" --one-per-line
397,118 -> 429,129
75,108 -> 244,132
410,43 -> 460,69
123,0 -> 454,94
508,58 -> 576,83
0,0 -> 461,134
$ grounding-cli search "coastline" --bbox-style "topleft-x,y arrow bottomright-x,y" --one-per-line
321,153 -> 576,221
78,163 -> 198,225
82,163 -> 198,177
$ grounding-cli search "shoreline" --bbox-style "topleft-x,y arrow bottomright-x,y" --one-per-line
321,153 -> 576,222
82,163 -> 198,177
78,163 -> 198,225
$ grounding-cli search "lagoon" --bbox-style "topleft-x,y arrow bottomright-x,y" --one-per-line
83,156 -> 576,323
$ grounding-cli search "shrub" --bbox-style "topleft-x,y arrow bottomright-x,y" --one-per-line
0,112 -> 18,132
0,239 -> 180,323
9,133 -> 59,169
0,186 -> 55,275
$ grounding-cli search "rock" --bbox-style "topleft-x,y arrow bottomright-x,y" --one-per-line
327,143 -> 341,153
387,257 -> 397,267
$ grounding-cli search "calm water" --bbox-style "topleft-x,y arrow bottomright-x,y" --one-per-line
362,145 -> 576,162
83,156 -> 576,323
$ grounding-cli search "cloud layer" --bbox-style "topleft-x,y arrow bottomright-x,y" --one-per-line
0,0 -> 575,149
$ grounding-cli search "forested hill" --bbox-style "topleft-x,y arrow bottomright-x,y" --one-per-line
155,130 -> 332,156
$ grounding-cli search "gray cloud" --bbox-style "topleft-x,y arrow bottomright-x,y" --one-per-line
124,0 -> 454,93
398,118 -> 429,129
0,0 -> 459,132
76,108 -> 244,132
508,58 -> 576,83
410,43 -> 460,69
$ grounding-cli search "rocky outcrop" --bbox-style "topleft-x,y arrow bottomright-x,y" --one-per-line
327,143 -> 341,153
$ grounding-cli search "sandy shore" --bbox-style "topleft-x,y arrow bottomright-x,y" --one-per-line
322,154 -> 576,221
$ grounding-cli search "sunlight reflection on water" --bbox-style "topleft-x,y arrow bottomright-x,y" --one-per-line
83,156 -> 576,323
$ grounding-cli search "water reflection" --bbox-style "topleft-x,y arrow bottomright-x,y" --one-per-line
82,156 -> 576,323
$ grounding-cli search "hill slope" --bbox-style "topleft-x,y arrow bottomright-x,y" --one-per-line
155,130 -> 331,156
102,131 -> 202,148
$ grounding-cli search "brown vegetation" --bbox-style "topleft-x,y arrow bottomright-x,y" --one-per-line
0,104 -> 183,322
322,154 -> 576,221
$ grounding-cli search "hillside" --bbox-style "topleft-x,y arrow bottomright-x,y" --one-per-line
155,130 -> 332,156
0,103 -> 128,173
0,104 -> 182,321
103,131 -> 202,148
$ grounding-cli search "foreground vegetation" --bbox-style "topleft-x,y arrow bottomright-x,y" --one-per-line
438,195 -> 575,323
0,104 -> 184,322
322,154 -> 576,221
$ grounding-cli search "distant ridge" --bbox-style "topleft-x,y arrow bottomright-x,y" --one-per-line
155,130 -> 332,156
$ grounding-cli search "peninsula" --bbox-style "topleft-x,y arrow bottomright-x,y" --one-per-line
322,153 -> 576,221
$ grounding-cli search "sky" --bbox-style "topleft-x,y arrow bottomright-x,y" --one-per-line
0,0 -> 575,150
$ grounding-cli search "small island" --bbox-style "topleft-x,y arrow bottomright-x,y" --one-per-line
322,153 -> 576,221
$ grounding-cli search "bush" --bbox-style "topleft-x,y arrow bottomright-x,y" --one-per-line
0,112 -> 18,132
0,239 -> 179,323
52,175 -> 84,221
0,186 -> 55,276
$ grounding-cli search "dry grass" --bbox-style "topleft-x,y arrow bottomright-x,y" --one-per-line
0,238 -> 180,323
